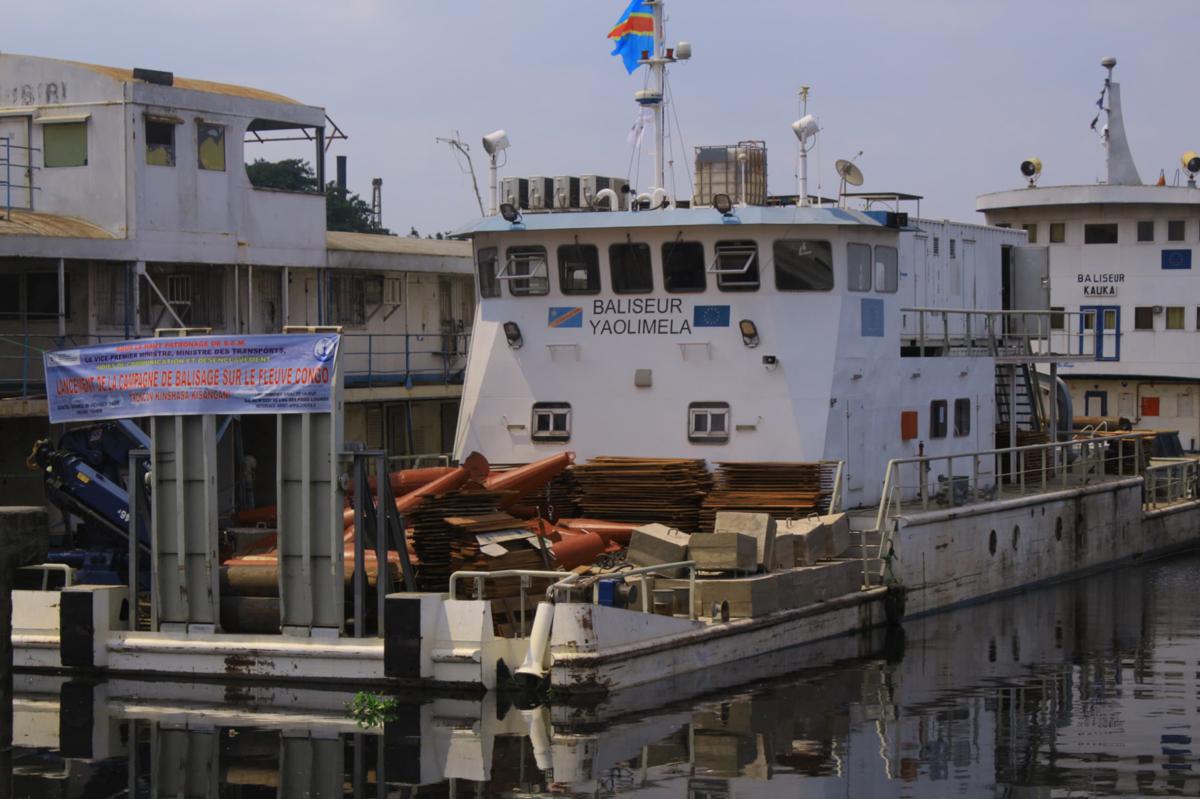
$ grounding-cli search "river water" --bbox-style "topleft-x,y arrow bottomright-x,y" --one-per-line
10,551 -> 1200,797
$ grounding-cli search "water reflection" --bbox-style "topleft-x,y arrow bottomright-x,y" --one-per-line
10,552 -> 1200,797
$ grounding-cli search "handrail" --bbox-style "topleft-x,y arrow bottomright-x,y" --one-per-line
900,307 -> 1099,360
448,569 -> 567,601
579,560 -> 698,620
828,460 -> 845,514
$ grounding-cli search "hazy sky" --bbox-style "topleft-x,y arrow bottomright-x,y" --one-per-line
19,1 -> 1200,233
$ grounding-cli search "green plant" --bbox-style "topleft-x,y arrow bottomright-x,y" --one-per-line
346,691 -> 399,727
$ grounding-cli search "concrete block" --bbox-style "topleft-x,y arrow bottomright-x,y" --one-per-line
789,560 -> 862,605
689,532 -> 756,572
713,512 -> 776,571
771,533 -> 796,570
627,524 -> 691,576
696,573 -> 779,619
776,569 -> 803,609
779,513 -> 851,562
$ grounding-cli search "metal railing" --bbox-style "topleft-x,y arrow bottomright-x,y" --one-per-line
340,332 -> 470,389
1144,458 -> 1200,509
0,136 -> 40,219
902,308 -> 1100,360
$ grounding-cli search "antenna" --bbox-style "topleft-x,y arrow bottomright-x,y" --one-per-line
633,0 -> 691,199
835,153 -> 864,206
436,131 -> 486,217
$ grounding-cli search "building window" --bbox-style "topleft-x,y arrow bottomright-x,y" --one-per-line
1049,222 -> 1065,243
661,239 -> 705,292
875,245 -> 899,293
504,246 -> 549,296
714,240 -> 760,291
949,239 -> 957,259
42,122 -> 87,167
327,274 -> 366,326
145,118 -> 177,166
932,237 -> 940,256
1166,306 -> 1185,329
1050,306 -> 1065,330
152,268 -> 224,327
929,399 -> 948,438
0,273 -> 70,321
953,398 -> 971,437
1168,220 -> 1186,242
557,243 -> 600,295
609,242 -> 653,294
196,122 -> 225,171
476,247 -> 499,298
688,402 -> 730,443
773,239 -> 833,291
846,242 -> 872,292
531,402 -> 571,442
1134,306 -> 1154,330
1022,224 -> 1037,244
1083,223 -> 1119,244
1196,306 -> 1200,330
1137,220 -> 1155,242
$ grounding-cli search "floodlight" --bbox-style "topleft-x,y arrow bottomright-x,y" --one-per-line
739,319 -> 760,348
712,193 -> 733,214
499,203 -> 521,223
791,115 -> 819,143
482,130 -> 510,156
503,321 -> 523,350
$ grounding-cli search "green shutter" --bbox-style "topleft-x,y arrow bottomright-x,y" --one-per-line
43,122 -> 87,167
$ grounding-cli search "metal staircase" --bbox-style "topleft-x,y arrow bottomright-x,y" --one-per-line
994,363 -> 1042,432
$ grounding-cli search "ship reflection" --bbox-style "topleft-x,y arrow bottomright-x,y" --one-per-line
9,554 -> 1200,797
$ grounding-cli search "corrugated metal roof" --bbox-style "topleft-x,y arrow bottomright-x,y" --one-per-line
61,58 -> 304,106
326,230 -> 472,257
453,205 -> 886,236
0,210 -> 115,239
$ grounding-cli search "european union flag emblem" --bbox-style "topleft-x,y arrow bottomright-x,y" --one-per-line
548,307 -> 583,328
1162,249 -> 1192,270
693,305 -> 731,327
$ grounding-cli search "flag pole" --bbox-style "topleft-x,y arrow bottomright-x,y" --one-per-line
651,0 -> 666,194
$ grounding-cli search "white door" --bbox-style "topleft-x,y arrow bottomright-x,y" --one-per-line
0,115 -> 32,209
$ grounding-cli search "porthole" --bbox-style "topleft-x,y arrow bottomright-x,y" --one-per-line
988,529 -> 997,555
1055,517 -> 1063,541
1012,524 -> 1020,550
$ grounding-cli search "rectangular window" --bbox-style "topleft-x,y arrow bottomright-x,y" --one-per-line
43,122 -> 87,167
932,237 -> 940,256
557,243 -> 600,295
1083,223 -> 1118,244
1137,220 -> 1155,242
929,399 -> 948,438
953,398 -> 971,437
846,242 -> 872,292
155,268 -> 223,327
476,247 -> 499,298
1134,306 -> 1154,330
688,402 -> 730,443
504,246 -> 549,296
25,273 -> 66,320
531,402 -> 571,442
1050,306 -> 1065,330
875,245 -> 898,293
1166,306 -> 1185,329
145,119 -> 176,166
329,274 -> 366,326
609,242 -> 653,293
949,239 -> 957,259
713,240 -> 760,291
661,240 -> 706,292
196,122 -> 225,171
1021,223 -> 1038,244
1168,220 -> 1186,242
0,275 -> 18,319
773,239 -> 833,291
1049,222 -> 1065,243
1196,306 -> 1200,330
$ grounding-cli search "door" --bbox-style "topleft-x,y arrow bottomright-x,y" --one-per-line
1084,390 -> 1108,417
0,115 -> 32,209
844,398 -> 866,490
1079,304 -> 1120,361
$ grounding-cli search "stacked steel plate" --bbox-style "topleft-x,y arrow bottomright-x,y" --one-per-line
571,457 -> 710,531
699,461 -> 828,532
407,490 -> 508,591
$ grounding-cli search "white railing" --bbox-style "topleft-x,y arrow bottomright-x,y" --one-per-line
901,308 -> 1099,360
1144,458 -> 1200,509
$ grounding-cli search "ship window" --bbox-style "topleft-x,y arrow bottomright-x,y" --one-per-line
773,239 -> 833,291
688,402 -> 730,443
1169,220 -> 1186,242
953,398 -> 971,437
1022,224 -> 1038,244
712,240 -> 760,291
503,246 -> 549,296
1083,223 -> 1118,244
1196,306 -> 1200,330
949,239 -> 957,259
609,242 -> 653,294
557,243 -> 600,295
1167,306 -> 1185,329
43,122 -> 88,168
476,247 -> 500,298
1134,307 -> 1154,330
196,121 -> 225,171
930,399 -> 948,439
1137,220 -> 1155,242
145,118 -> 177,166
1049,223 -> 1065,243
1050,306 -> 1064,330
847,243 -> 872,292
932,237 -> 940,256
531,402 -> 571,442
661,239 -> 706,292
875,245 -> 898,293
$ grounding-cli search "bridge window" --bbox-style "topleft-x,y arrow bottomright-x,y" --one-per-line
713,240 -> 760,291
1169,220 -> 1186,242
1049,223 -> 1065,243
773,239 -> 833,291
476,247 -> 499,298
847,243 -> 871,291
875,245 -> 898,293
1134,307 -> 1154,330
609,242 -> 653,293
688,402 -> 730,443
531,402 -> 571,442
557,243 -> 600,295
1137,220 -> 1155,242
503,246 -> 549,296
954,398 -> 971,437
662,239 -> 706,292
1022,224 -> 1037,244
929,399 -> 948,439
1083,223 -> 1118,244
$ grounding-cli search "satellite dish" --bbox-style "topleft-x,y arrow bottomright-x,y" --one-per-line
835,159 -> 864,187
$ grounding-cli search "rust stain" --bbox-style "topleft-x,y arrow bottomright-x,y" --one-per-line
224,654 -> 270,675
0,210 -> 115,239
60,57 -> 304,106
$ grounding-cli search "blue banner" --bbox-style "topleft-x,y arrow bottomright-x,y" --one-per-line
44,334 -> 340,423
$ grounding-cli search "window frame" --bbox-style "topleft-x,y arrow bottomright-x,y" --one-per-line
1168,220 -> 1186,242
1049,222 -> 1065,243
0,272 -> 71,322
145,117 -> 178,167
1133,306 -> 1154,330
687,401 -> 730,443
609,242 -> 654,294
557,242 -> 601,295
874,245 -> 899,293
196,121 -> 226,172
846,242 -> 872,292
929,399 -> 948,439
1137,220 -> 1155,242
1083,223 -> 1119,244
953,398 -> 971,437
475,247 -> 500,299
1166,306 -> 1185,330
531,402 -> 572,443
42,121 -> 88,168
1021,223 -> 1038,244
501,245 -> 550,297
711,240 -> 760,291
772,238 -> 834,292
1050,306 -> 1065,330
661,239 -> 706,293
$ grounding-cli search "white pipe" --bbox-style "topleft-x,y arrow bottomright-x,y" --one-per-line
488,153 -> 498,216
652,0 -> 666,192
514,602 -> 554,682
799,146 -> 809,207
594,188 -> 619,210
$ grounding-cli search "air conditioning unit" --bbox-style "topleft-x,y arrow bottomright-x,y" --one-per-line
527,177 -> 553,210
500,177 -> 529,209
581,175 -> 629,210
553,176 -> 581,209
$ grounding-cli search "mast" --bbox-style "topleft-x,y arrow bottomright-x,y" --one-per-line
634,0 -> 688,196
